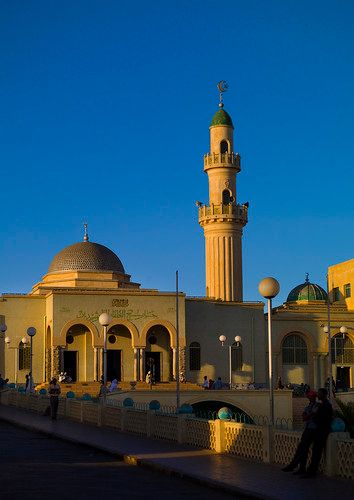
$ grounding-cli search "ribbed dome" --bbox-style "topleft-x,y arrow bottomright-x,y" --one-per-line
287,281 -> 327,302
48,242 -> 125,274
210,109 -> 234,128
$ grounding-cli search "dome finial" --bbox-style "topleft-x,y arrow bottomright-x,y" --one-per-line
83,222 -> 89,242
217,80 -> 229,108
305,272 -> 309,283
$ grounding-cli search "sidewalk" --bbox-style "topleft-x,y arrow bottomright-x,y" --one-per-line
0,405 -> 351,500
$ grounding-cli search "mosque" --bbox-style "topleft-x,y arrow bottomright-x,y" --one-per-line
1,90 -> 353,391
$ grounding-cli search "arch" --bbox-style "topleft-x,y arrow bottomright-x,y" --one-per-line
331,332 -> 354,364
141,319 -> 182,348
222,189 -> 232,204
57,319 -> 99,347
220,140 -> 229,154
274,329 -> 314,353
108,319 -> 139,347
282,333 -> 308,364
186,395 -> 254,419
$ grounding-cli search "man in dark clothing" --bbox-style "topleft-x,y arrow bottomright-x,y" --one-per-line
282,390 -> 318,474
303,388 -> 333,477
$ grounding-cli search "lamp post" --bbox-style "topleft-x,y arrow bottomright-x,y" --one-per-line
259,277 -> 280,426
323,324 -> 347,400
99,313 -> 112,403
27,327 -> 36,393
4,336 -> 28,386
218,334 -> 242,389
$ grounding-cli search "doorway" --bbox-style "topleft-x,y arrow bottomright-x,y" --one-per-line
336,366 -> 350,390
145,352 -> 161,382
63,351 -> 77,381
107,350 -> 121,381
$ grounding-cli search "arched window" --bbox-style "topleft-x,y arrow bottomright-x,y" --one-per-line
282,334 -> 308,364
222,189 -> 232,204
231,342 -> 243,371
19,341 -> 30,370
220,140 -> 228,154
331,334 -> 354,364
189,342 -> 201,371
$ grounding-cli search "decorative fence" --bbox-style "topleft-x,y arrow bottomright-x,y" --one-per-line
1,390 -> 353,480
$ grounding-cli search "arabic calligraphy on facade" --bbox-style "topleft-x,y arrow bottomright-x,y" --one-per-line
76,308 -> 158,323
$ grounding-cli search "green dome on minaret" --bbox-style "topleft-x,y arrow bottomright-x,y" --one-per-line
210,109 -> 234,128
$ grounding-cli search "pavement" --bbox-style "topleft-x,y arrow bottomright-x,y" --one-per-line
0,405 -> 352,500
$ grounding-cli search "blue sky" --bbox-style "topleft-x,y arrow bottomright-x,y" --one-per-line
1,1 -> 353,305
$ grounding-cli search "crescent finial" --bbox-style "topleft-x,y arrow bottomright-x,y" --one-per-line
217,80 -> 229,108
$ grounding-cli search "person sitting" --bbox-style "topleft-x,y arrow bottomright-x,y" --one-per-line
202,375 -> 209,390
212,377 -> 223,390
58,372 -> 66,383
109,379 -> 118,392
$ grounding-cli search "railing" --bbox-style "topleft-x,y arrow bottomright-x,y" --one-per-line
204,152 -> 241,169
198,203 -> 248,224
1,389 -> 353,479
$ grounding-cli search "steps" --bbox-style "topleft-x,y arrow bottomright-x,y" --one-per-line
35,381 -> 203,397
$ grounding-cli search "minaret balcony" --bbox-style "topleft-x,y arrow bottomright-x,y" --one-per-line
198,203 -> 248,226
204,152 -> 241,172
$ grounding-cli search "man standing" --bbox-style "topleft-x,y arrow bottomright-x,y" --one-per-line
48,378 -> 61,420
282,390 -> 318,474
304,388 -> 333,477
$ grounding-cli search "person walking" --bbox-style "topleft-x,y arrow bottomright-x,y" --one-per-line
303,387 -> 333,477
48,378 -> 61,420
282,390 -> 318,474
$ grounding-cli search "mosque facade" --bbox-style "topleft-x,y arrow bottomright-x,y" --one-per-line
1,98 -> 353,391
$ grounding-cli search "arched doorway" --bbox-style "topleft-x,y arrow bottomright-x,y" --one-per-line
64,324 -> 93,381
145,325 -> 171,382
106,324 -> 134,382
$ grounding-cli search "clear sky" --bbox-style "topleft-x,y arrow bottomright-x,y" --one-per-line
1,1 -> 353,305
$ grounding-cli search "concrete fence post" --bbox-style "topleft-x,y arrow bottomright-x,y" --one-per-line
214,419 -> 227,453
325,432 -> 350,476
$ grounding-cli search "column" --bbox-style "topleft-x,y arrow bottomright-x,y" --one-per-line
139,348 -> 145,381
133,348 -> 139,381
93,347 -> 98,381
172,347 -> 177,381
98,348 -> 103,381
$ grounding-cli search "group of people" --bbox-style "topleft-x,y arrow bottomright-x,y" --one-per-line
202,375 -> 224,390
282,387 -> 333,478
58,372 -> 73,383
99,378 -> 119,396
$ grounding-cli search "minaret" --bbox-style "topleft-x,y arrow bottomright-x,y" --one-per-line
198,82 -> 248,301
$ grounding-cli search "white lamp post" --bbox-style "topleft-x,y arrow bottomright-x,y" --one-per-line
5,336 -> 28,386
323,324 -> 347,400
99,312 -> 112,403
259,277 -> 280,426
27,327 -> 36,393
218,334 -> 242,389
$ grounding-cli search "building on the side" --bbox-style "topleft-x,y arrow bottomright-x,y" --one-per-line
0,93 -> 353,391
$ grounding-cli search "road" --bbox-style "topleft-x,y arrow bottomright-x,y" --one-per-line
0,421 -> 238,499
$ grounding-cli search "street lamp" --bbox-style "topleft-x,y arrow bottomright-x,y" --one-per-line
4,336 -> 28,386
259,277 -> 280,426
0,324 -> 7,335
99,312 -> 112,403
27,327 -> 36,393
218,334 -> 242,389
323,324 -> 347,400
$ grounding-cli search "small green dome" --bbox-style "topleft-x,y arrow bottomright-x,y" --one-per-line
210,109 -> 234,128
287,281 -> 327,302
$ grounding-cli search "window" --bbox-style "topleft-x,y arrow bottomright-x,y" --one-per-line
189,342 -> 201,371
19,341 -> 30,370
333,287 -> 340,302
282,334 -> 308,364
220,140 -> 228,154
222,189 -> 232,204
344,283 -> 351,298
231,342 -> 243,370
331,334 -> 354,364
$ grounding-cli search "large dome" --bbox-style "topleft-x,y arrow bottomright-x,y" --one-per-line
287,280 -> 327,302
48,241 -> 125,274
